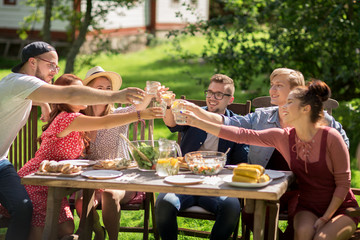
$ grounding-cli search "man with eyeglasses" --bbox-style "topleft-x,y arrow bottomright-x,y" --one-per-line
0,41 -> 145,240
155,74 -> 248,240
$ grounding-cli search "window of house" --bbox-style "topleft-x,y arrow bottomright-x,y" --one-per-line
4,0 -> 17,5
172,0 -> 180,3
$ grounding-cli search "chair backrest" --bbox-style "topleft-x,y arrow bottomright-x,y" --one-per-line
251,96 -> 274,108
178,95 -> 251,144
8,106 -> 38,171
118,102 -> 158,239
121,101 -> 154,141
252,96 -> 339,115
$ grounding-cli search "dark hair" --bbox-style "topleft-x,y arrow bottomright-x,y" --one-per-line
39,74 -> 89,150
210,74 -> 235,95
292,79 -> 331,123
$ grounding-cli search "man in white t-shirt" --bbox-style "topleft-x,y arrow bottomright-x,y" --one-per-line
0,41 -> 145,240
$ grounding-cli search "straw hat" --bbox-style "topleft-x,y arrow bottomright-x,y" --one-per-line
83,66 -> 122,90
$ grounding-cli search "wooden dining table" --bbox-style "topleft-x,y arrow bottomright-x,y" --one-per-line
21,168 -> 294,240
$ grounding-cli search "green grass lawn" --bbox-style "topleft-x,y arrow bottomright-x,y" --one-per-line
1,36 -> 360,239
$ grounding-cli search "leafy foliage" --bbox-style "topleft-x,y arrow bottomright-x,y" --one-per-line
168,0 -> 360,100
333,98 -> 360,157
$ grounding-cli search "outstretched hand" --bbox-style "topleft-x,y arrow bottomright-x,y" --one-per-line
117,87 -> 145,104
176,110 -> 199,126
140,107 -> 165,120
180,100 -> 200,112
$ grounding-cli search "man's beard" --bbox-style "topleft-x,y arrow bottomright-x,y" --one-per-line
35,67 -> 50,83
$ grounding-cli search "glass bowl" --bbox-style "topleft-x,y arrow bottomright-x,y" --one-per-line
185,151 -> 226,175
128,140 -> 160,170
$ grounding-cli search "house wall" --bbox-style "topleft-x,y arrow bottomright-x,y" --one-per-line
0,0 -> 209,55
157,0 -> 209,25
0,0 -> 70,32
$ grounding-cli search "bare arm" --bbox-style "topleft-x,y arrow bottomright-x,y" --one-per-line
27,84 -> 144,105
135,93 -> 154,110
313,196 -> 343,232
183,101 -> 223,123
57,107 -> 163,138
163,108 -> 176,127
181,110 -> 222,136
32,102 -> 51,122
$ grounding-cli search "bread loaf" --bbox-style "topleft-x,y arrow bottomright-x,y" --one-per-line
38,160 -> 82,174
39,160 -> 49,172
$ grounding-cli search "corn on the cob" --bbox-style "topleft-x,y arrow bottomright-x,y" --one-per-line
233,167 -> 261,179
232,174 -> 258,183
236,163 -> 265,175
258,174 -> 270,183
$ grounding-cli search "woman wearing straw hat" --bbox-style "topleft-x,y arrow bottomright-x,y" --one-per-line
75,66 -> 156,240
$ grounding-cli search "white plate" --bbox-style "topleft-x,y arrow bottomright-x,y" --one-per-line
60,160 -> 96,167
265,170 -> 285,179
223,175 -> 272,188
224,165 -> 237,170
164,175 -> 204,185
81,170 -> 123,179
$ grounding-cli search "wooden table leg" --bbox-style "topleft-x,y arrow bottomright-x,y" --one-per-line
43,187 -> 76,240
244,198 -> 255,214
78,189 -> 95,240
266,201 -> 280,240
253,200 -> 266,240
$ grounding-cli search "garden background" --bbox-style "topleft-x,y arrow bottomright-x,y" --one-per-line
1,1 -> 360,239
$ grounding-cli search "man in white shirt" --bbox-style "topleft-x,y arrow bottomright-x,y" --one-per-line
0,41 -> 144,240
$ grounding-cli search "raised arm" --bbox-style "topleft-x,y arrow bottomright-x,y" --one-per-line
183,101 -> 224,124
57,107 -> 163,138
27,84 -> 145,105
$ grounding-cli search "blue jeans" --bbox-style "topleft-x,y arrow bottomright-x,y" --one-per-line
0,160 -> 32,240
155,193 -> 241,240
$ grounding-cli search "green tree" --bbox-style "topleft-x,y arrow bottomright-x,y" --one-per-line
19,0 -> 140,73
169,0 -> 360,100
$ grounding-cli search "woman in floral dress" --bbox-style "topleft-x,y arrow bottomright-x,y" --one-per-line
15,74 -> 163,240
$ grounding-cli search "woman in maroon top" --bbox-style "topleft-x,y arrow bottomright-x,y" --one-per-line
181,80 -> 359,240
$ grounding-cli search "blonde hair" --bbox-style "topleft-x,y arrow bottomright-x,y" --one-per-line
210,74 -> 235,95
270,68 -> 305,89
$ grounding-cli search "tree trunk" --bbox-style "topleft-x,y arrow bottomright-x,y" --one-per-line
64,0 -> 92,73
42,0 -> 53,43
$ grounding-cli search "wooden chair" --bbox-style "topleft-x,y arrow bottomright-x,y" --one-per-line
345,188 -> 360,240
118,113 -> 158,240
70,104 -> 158,240
0,106 -> 39,229
8,106 -> 39,171
173,96 -> 251,239
252,96 -> 339,115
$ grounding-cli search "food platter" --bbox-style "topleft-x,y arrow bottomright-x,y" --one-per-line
59,160 -> 96,167
223,175 -> 272,188
81,170 -> 123,179
264,170 -> 285,179
164,175 -> 204,185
